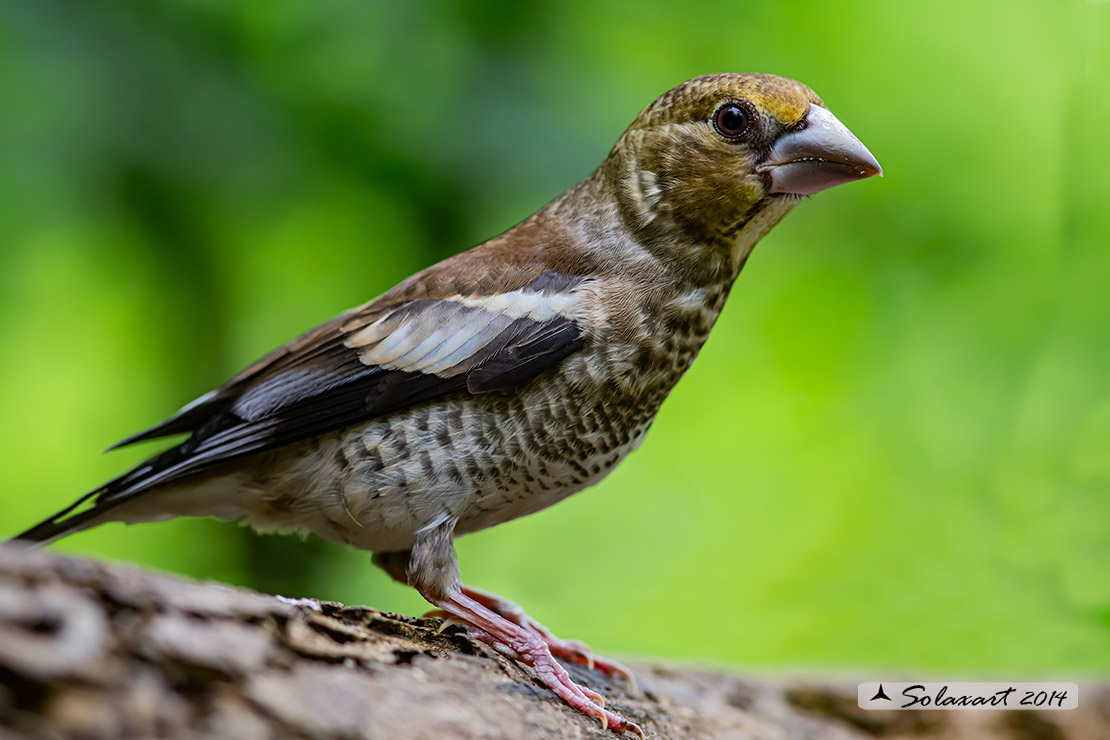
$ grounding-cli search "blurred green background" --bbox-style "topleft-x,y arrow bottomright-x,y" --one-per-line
2,0 -> 1108,677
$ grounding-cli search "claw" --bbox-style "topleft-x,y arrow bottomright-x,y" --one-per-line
614,664 -> 638,693
593,702 -> 609,730
436,617 -> 467,634
423,608 -> 474,636
569,641 -> 596,671
601,708 -> 643,737
583,687 -> 605,708
572,690 -> 608,729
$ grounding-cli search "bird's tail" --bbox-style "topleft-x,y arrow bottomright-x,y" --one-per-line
12,489 -> 116,546
12,442 -> 195,546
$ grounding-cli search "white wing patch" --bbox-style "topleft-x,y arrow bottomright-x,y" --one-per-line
417,314 -> 513,376
343,287 -> 581,379
451,287 -> 577,323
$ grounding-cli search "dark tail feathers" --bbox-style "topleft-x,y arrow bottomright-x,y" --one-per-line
12,443 -> 189,546
11,484 -> 118,546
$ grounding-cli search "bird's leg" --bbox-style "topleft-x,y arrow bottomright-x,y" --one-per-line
375,521 -> 642,738
444,584 -> 637,690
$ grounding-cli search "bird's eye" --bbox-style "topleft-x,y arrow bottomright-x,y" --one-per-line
713,103 -> 751,139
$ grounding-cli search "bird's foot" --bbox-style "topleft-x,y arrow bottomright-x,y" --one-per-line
429,584 -> 638,690
426,589 -> 643,738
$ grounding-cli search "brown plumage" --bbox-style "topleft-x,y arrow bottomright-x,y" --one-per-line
14,73 -> 881,735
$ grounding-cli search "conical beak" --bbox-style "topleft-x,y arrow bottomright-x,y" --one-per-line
757,104 -> 882,195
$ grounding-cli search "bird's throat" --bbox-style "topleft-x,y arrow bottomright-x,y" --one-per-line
727,195 -> 800,275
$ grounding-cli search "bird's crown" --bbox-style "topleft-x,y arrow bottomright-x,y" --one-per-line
631,73 -> 822,132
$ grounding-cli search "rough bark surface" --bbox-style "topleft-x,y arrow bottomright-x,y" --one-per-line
0,546 -> 1105,740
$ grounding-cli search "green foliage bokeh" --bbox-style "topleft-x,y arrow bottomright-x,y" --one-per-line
1,0 -> 1108,675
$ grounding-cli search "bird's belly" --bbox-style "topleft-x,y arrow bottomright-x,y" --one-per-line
244,369 -> 656,553
452,428 -> 648,537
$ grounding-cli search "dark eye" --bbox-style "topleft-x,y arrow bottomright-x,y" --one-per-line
713,103 -> 750,139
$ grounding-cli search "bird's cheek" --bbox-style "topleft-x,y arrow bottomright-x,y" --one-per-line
716,150 -> 767,205
668,175 -> 765,240
726,177 -> 767,215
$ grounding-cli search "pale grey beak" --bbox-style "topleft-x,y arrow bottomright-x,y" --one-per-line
757,104 -> 882,195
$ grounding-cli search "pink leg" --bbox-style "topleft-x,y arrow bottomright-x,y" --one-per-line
431,585 -> 638,691
426,588 -> 643,738
373,524 -> 642,737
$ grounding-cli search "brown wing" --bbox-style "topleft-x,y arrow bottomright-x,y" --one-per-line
15,267 -> 589,542
118,267 -> 586,479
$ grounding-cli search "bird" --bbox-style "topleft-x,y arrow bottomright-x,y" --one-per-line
13,73 -> 881,736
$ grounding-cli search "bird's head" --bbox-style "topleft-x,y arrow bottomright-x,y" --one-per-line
604,73 -> 881,260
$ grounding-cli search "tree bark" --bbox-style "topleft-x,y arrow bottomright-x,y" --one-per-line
0,545 -> 1104,740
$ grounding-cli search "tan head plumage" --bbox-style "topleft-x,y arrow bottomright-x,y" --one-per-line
603,73 -> 872,251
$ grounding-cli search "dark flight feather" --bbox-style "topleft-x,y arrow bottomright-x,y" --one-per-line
15,282 -> 584,543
